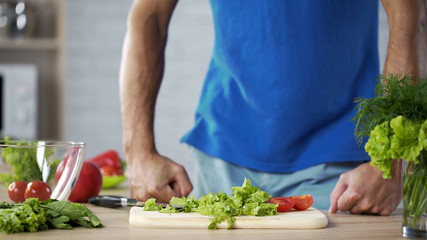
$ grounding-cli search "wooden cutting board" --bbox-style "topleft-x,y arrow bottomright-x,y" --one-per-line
129,207 -> 328,229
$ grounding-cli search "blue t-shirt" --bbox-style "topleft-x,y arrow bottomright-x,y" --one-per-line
181,0 -> 379,173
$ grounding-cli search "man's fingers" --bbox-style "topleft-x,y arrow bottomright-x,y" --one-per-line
155,184 -> 180,203
337,187 -> 363,212
349,199 -> 373,214
329,175 -> 348,213
365,194 -> 395,216
131,187 -> 156,202
170,181 -> 182,198
174,168 -> 193,196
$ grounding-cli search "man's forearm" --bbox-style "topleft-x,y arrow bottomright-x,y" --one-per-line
119,0 -> 178,158
382,0 -> 427,77
119,32 -> 162,157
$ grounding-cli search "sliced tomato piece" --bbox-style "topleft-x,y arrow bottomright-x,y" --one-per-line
268,197 -> 295,212
290,194 -> 314,210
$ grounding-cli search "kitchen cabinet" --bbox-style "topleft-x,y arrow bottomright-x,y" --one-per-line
0,0 -> 66,140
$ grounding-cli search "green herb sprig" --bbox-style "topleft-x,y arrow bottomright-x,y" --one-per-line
353,74 -> 427,145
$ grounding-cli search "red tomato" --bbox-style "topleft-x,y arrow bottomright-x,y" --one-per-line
290,195 -> 314,210
55,161 -> 102,202
8,181 -> 28,203
100,165 -> 118,176
268,197 -> 295,212
87,150 -> 123,175
24,180 -> 52,201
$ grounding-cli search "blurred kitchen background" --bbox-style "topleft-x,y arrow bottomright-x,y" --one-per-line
0,0 -> 389,181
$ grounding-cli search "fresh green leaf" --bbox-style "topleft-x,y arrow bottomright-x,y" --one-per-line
0,198 -> 48,234
169,196 -> 198,212
364,121 -> 394,178
146,178 -> 277,230
365,116 -> 427,178
353,74 -> 427,144
158,205 -> 178,213
47,215 -> 72,229
354,74 -> 427,229
43,201 -> 103,228
389,116 -> 423,163
0,139 -> 57,186
0,198 -> 102,234
142,198 -> 162,211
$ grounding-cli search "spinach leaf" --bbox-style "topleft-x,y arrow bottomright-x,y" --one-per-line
43,200 -> 103,228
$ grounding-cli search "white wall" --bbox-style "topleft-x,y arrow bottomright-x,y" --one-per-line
65,1 -> 389,182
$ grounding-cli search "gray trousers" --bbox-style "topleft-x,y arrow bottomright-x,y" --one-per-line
188,146 -> 363,210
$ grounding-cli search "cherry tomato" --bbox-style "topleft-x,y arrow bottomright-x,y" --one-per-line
268,197 -> 295,212
8,181 -> 28,203
289,195 -> 314,210
24,180 -> 52,201
100,165 -> 118,176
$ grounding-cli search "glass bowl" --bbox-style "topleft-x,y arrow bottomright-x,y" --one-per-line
0,140 -> 85,201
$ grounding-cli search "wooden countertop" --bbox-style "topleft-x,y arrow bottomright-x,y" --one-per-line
0,185 -> 405,239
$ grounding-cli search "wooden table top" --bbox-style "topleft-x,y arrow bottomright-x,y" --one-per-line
0,185 -> 406,240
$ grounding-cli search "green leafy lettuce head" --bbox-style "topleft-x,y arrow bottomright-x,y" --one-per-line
365,116 -> 427,178
353,74 -> 427,178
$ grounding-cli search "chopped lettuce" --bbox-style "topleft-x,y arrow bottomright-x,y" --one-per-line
196,179 -> 277,229
142,198 -> 162,211
169,196 -> 198,212
144,178 -> 277,229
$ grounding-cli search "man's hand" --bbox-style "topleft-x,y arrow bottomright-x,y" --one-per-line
329,161 -> 402,216
128,152 -> 193,203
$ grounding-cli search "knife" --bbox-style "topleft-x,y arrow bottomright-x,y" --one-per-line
88,195 -> 172,208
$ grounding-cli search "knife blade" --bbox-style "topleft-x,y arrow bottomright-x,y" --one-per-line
88,195 -> 172,208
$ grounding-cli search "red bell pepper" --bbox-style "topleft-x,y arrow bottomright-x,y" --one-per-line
87,150 -> 124,176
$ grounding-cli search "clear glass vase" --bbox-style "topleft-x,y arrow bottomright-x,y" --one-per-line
401,154 -> 427,238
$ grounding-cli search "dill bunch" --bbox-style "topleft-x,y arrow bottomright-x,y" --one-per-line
352,74 -> 427,144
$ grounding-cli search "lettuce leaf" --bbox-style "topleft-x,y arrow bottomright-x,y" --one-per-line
365,115 -> 427,178
0,140 -> 58,186
145,178 -> 277,229
0,198 -> 102,234
169,196 -> 199,212
389,116 -> 423,163
365,121 -> 393,178
0,198 -> 48,234
142,198 -> 162,211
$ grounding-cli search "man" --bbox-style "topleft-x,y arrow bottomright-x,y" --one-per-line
119,0 -> 426,214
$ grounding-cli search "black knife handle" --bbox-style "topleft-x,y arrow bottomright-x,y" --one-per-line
88,195 -> 137,208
